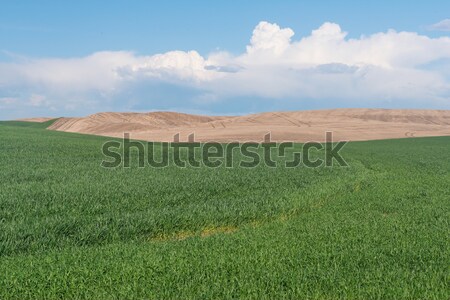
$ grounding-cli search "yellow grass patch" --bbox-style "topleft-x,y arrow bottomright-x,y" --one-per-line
200,225 -> 238,237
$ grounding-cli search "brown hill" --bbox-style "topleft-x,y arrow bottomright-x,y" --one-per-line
46,109 -> 450,142
48,112 -> 225,135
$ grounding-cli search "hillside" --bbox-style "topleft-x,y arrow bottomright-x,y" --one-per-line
44,109 -> 450,142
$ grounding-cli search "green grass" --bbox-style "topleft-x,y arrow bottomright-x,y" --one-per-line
0,118 -> 59,129
0,122 -> 448,299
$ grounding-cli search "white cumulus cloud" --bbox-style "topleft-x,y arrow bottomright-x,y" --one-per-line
246,21 -> 295,55
1,20 -> 450,119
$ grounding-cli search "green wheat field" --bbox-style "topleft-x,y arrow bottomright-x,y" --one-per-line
0,120 -> 448,299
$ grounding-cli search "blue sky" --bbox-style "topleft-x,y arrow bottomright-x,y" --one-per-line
0,1 -> 449,118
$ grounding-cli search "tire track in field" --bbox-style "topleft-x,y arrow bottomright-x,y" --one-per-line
148,162 -> 377,243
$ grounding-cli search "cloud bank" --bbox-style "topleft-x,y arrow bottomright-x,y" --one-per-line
1,21 -> 450,118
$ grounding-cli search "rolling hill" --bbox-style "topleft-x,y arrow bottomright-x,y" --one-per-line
44,108 -> 450,142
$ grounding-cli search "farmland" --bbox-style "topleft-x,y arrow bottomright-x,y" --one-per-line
0,121 -> 448,299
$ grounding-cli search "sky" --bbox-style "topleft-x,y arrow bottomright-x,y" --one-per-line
0,0 -> 449,119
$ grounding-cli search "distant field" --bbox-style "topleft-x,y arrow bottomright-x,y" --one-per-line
0,121 -> 448,299
47,109 -> 450,142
